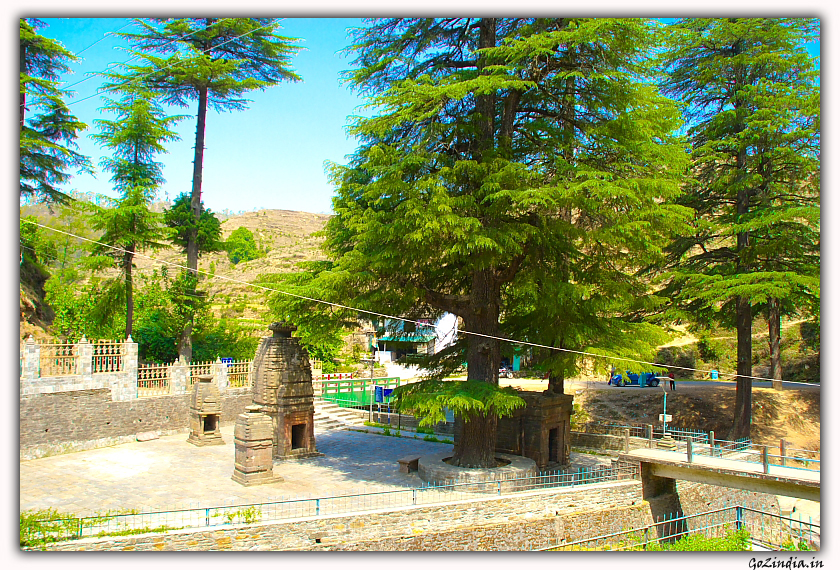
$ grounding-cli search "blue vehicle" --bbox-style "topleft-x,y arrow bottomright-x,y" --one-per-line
609,371 -> 660,388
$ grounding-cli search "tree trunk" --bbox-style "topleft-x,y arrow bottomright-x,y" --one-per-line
124,244 -> 135,339
547,370 -> 564,394
730,295 -> 752,440
188,84 -> 208,275
178,323 -> 193,363
453,411 -> 499,468
451,268 -> 502,467
179,84 -> 208,362
20,46 -> 27,129
729,45 -> 753,441
768,297 -> 783,390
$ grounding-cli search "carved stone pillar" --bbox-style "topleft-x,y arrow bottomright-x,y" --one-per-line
187,374 -> 224,446
232,405 -> 283,486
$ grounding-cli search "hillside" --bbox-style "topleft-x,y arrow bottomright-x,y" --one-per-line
133,208 -> 330,326
19,206 -> 330,341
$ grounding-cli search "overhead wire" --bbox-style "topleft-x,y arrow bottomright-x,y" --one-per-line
24,18 -> 277,110
21,218 -> 813,386
18,241 -> 207,300
62,18 -> 283,110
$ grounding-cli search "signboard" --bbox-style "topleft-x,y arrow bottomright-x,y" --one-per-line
374,387 -> 395,403
659,414 -> 673,422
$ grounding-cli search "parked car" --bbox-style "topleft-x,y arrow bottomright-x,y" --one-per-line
499,366 -> 513,379
609,371 -> 660,387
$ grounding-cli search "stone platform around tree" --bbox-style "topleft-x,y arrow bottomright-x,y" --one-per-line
417,451 -> 538,489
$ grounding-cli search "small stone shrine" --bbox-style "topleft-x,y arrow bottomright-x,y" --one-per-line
187,374 -> 225,446
232,405 -> 283,486
494,390 -> 573,468
251,322 -> 322,460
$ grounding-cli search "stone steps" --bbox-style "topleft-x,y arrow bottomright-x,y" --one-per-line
313,399 -> 367,431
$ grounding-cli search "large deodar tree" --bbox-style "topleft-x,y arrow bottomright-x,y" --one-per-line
661,18 -> 820,439
290,18 -> 689,468
111,18 -> 301,360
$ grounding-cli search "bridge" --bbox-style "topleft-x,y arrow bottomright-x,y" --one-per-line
622,447 -> 820,502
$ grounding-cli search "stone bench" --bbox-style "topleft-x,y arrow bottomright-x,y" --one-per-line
398,456 -> 421,473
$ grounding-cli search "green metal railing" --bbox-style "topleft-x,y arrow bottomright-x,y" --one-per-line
317,376 -> 403,408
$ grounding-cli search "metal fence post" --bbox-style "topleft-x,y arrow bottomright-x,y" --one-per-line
686,439 -> 693,463
412,489 -> 417,505
762,446 -> 769,473
624,428 -> 630,453
316,498 -> 321,516
709,430 -> 715,457
647,424 -> 653,448
205,508 -> 210,527
735,506 -> 743,532
780,439 -> 787,467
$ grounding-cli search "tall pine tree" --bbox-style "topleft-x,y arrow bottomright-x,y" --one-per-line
661,18 -> 820,438
88,87 -> 184,338
111,18 -> 301,360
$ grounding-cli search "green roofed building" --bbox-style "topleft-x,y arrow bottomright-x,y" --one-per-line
375,332 -> 437,364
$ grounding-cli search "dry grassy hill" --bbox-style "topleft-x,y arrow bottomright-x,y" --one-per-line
20,206 -> 330,340
133,208 -> 330,326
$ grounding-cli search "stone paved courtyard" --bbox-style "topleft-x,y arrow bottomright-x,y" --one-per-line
20,425 -> 612,517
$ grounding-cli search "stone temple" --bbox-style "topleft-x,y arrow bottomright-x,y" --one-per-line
251,322 -> 322,460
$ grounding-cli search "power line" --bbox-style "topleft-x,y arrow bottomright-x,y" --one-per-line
62,18 -> 237,93
74,21 -> 134,56
18,241 -> 207,300
63,18 -> 283,110
20,218 -> 815,385
24,18 -> 280,111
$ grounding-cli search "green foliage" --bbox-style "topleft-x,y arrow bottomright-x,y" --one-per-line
21,201 -> 99,281
780,538 -> 814,551
799,319 -> 820,352
570,401 -> 590,431
95,525 -> 180,538
225,226 -> 265,265
644,528 -> 751,551
393,380 -> 525,426
163,193 -> 223,257
696,335 -> 723,363
90,87 -> 185,194
128,270 -> 255,363
220,506 -> 261,525
20,19 -> 93,205
261,264 -> 357,371
44,278 -> 125,341
326,18 -> 691,384
20,508 -> 82,547
660,18 -> 820,347
19,216 -> 57,267
20,508 -> 139,548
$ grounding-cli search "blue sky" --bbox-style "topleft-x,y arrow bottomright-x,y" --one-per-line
37,17 -> 367,215
34,17 -> 821,217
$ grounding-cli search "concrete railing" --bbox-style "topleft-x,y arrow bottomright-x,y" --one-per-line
20,335 -> 138,401
19,336 -> 260,402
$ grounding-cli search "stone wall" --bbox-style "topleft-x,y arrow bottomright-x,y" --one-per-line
677,479 -> 780,515
20,388 -> 254,460
571,431 -> 649,452
42,480 -> 651,551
